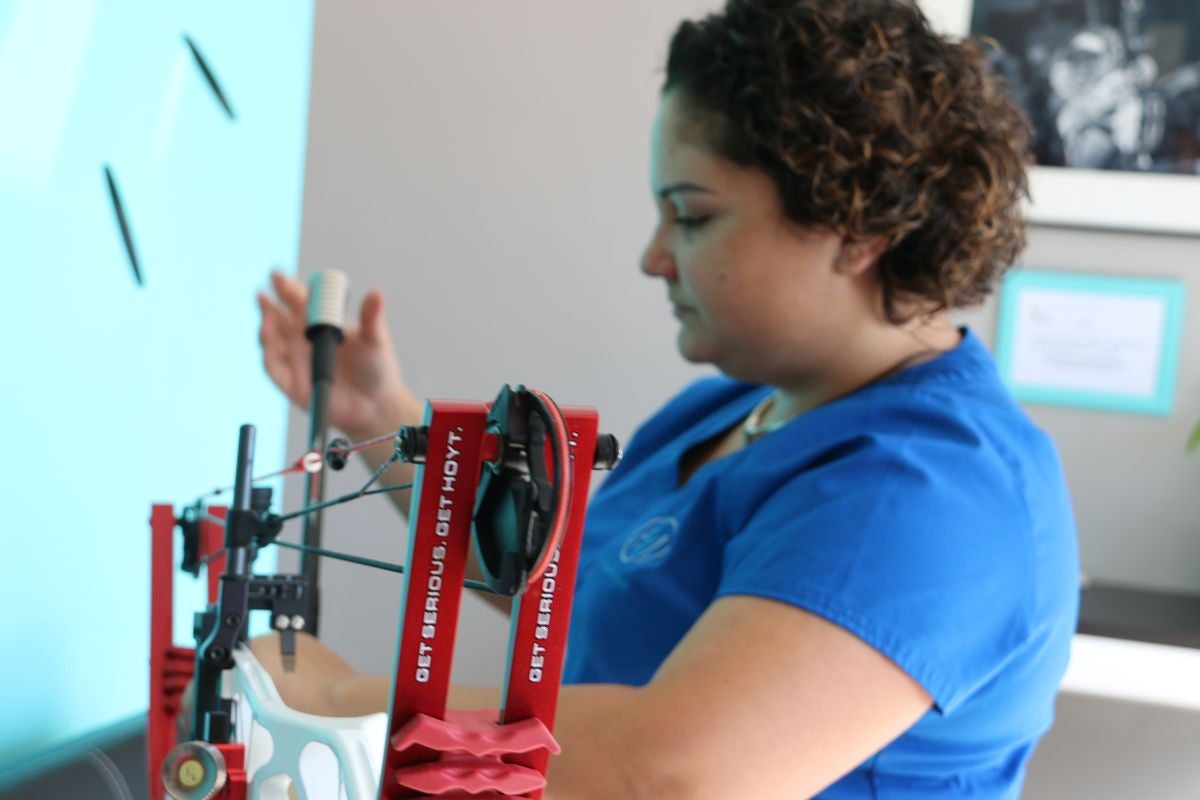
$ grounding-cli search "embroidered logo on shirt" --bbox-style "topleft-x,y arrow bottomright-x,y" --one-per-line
618,516 -> 679,566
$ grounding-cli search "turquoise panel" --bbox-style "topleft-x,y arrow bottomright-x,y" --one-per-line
0,0 -> 315,780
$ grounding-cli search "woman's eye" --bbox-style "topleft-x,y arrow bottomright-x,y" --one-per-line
674,215 -> 709,231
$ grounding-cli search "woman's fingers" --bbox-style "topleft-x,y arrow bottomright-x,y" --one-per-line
270,270 -> 308,316
358,290 -> 386,345
257,291 -> 281,337
258,291 -> 307,402
248,633 -> 357,715
258,290 -> 303,338
260,335 -> 296,397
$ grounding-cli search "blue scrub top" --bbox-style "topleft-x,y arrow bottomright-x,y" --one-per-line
564,329 -> 1079,798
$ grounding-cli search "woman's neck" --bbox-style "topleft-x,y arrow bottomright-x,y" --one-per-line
764,315 -> 961,427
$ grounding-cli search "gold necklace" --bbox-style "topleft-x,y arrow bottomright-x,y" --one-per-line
740,345 -> 947,442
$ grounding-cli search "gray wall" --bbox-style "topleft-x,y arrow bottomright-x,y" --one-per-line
290,0 -> 1200,796
956,226 -> 1200,594
286,0 -> 717,685
1023,693 -> 1200,800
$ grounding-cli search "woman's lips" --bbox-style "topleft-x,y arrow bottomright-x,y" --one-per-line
670,300 -> 693,317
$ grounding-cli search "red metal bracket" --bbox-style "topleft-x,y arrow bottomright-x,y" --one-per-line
213,743 -> 247,800
383,400 -> 600,799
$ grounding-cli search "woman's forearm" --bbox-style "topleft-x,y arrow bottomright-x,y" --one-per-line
324,676 -> 657,799
326,675 -> 503,716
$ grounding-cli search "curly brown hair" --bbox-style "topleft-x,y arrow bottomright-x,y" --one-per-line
664,0 -> 1031,323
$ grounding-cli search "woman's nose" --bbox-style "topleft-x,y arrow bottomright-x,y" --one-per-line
640,228 -> 677,280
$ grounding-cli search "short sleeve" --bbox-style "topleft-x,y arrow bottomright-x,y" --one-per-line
716,437 -> 1036,714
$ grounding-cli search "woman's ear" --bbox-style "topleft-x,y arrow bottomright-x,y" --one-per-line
834,236 -> 889,276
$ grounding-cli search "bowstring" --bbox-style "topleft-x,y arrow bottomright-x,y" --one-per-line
196,430 -> 399,501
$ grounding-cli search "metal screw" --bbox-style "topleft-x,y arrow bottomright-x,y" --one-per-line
223,614 -> 241,628
274,615 -> 291,630
291,615 -> 306,631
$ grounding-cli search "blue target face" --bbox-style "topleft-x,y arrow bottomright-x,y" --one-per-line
0,0 -> 314,779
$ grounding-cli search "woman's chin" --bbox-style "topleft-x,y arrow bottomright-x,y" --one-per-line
675,330 -> 719,367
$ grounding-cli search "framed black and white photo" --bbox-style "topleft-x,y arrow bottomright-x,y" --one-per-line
921,0 -> 1200,235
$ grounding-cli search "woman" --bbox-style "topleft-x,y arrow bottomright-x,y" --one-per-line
256,1 -> 1079,797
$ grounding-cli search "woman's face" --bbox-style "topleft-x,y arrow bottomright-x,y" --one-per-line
641,93 -> 872,385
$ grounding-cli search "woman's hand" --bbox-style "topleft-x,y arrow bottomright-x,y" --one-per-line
258,271 -> 421,440
177,634 -> 382,743
247,632 -> 360,716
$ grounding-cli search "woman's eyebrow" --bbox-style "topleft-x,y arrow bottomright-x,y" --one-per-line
657,181 -> 715,201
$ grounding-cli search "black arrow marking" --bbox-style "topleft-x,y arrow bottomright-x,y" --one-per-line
103,164 -> 143,288
183,34 -> 236,121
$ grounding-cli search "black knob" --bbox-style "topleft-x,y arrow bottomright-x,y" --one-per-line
395,426 -> 429,463
325,437 -> 351,471
593,433 -> 621,470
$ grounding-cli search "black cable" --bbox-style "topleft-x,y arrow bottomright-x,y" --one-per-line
196,487 -> 498,594
200,483 -> 413,529
269,539 -> 498,595
361,451 -> 401,494
275,482 -> 413,522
